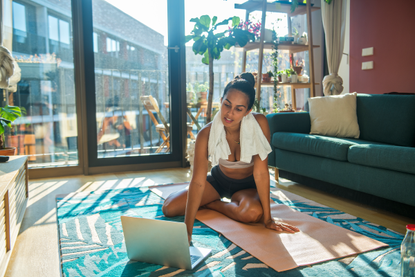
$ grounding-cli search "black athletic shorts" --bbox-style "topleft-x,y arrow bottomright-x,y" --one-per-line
206,165 -> 257,199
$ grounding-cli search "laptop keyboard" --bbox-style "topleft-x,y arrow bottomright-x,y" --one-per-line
190,254 -> 201,265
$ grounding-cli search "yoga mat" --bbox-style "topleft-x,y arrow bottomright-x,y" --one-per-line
150,183 -> 388,272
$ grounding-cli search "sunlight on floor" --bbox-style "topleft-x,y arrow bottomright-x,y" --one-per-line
28,181 -> 68,207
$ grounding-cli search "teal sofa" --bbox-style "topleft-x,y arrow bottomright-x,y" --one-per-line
266,94 -> 415,215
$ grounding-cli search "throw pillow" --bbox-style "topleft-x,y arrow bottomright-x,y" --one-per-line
309,92 -> 360,138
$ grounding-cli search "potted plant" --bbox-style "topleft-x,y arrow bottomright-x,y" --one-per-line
186,15 -> 254,123
195,82 -> 209,104
289,68 -> 298,83
292,27 -> 300,44
0,105 -> 22,155
262,71 -> 273,82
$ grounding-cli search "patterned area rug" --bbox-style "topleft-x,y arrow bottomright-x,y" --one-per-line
56,185 -> 403,277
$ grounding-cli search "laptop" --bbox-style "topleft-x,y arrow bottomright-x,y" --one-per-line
120,216 -> 211,270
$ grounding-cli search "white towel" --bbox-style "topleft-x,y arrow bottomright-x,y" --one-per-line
208,110 -> 272,167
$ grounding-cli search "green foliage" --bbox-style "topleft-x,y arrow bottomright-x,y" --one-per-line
186,15 -> 255,65
194,81 -> 209,93
253,98 -> 267,114
0,105 -> 22,149
0,105 -> 22,135
271,36 -> 279,111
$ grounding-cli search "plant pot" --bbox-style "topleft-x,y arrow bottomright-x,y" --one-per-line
293,66 -> 302,76
262,74 -> 271,82
281,73 -> 288,83
198,91 -> 207,104
291,75 -> 298,83
278,75 -> 282,82
297,37 -> 307,45
0,147 -> 17,156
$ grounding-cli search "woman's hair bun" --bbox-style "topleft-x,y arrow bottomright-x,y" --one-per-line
234,72 -> 255,89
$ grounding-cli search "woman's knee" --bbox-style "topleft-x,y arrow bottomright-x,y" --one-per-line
162,191 -> 187,217
238,207 -> 263,223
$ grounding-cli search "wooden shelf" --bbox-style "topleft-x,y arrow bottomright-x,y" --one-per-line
242,42 -> 320,53
239,0 -> 318,110
260,82 -> 320,88
235,1 -> 320,16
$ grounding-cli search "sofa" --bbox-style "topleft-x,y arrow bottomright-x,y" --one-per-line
266,94 -> 415,215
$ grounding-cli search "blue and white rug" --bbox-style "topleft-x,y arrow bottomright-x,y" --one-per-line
56,185 -> 403,276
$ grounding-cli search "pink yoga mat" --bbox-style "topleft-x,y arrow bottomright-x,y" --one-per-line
150,183 -> 388,272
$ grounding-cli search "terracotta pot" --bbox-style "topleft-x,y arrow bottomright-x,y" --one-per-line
293,66 -> 302,76
0,147 -> 17,156
262,74 -> 271,82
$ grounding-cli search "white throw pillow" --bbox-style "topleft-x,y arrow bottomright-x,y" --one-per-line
309,92 -> 360,138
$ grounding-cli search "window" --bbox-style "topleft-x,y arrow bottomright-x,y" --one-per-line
93,32 -> 99,53
12,2 -> 27,43
48,15 -> 70,48
106,37 -> 119,57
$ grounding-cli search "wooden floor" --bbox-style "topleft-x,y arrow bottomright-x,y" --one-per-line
4,167 -> 412,276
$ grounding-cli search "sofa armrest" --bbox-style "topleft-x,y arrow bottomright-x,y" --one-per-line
266,112 -> 311,135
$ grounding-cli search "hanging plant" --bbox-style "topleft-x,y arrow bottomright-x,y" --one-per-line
271,31 -> 280,112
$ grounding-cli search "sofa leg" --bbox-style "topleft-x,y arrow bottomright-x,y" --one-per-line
274,167 -> 279,183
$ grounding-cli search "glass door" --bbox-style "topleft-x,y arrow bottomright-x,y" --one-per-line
83,0 -> 185,169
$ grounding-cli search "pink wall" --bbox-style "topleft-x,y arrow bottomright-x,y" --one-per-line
350,0 -> 415,94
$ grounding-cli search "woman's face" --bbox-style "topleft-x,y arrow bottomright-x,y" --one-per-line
220,89 -> 252,128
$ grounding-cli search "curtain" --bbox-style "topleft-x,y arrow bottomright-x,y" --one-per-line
321,0 -> 347,96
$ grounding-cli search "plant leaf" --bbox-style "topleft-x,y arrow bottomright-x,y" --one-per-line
212,16 -> 217,26
199,15 -> 211,29
214,17 -> 232,28
202,50 -> 209,65
231,16 -> 240,28
0,106 -> 22,122
0,117 -> 12,132
192,37 -> 207,55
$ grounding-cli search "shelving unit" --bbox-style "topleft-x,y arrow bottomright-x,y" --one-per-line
235,0 -> 320,110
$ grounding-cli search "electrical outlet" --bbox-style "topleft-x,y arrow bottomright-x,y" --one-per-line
362,61 -> 374,70
362,47 -> 374,56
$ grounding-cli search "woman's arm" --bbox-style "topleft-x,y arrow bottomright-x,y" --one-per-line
184,125 -> 210,242
252,114 -> 299,233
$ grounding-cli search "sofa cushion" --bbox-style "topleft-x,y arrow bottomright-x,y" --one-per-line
309,92 -> 360,138
272,132 -> 382,161
356,94 -> 415,147
348,144 -> 415,175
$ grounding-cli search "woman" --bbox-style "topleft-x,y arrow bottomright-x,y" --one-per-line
162,73 -> 299,243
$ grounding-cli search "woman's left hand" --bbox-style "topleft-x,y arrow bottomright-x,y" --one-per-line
264,218 -> 300,233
